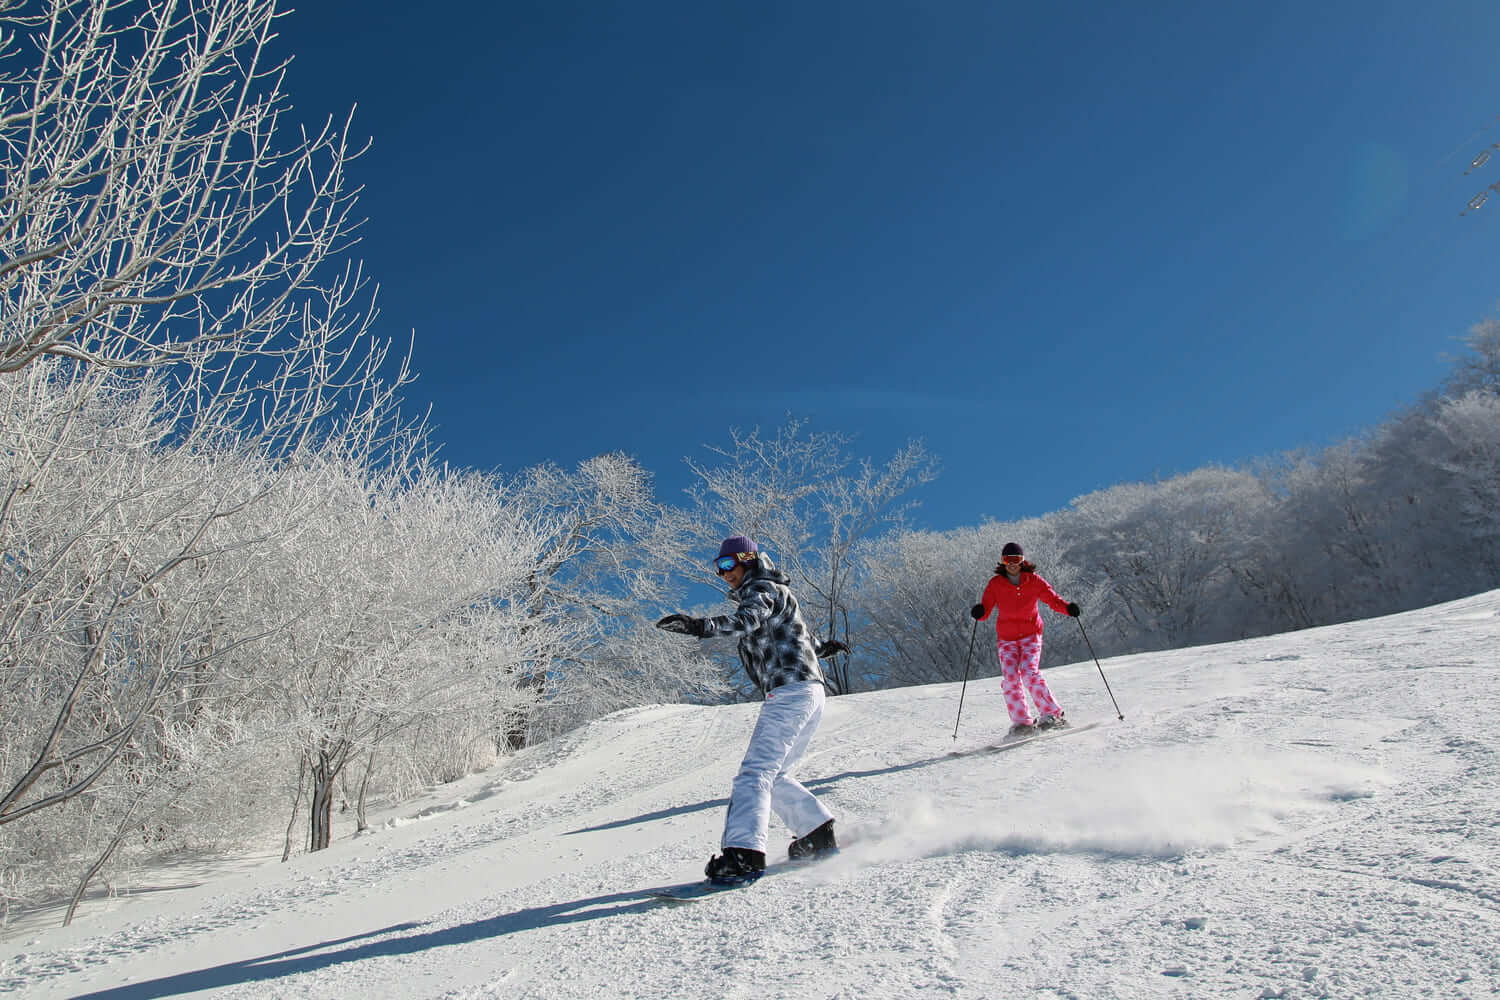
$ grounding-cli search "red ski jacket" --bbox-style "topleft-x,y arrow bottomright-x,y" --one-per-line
976,571 -> 1071,640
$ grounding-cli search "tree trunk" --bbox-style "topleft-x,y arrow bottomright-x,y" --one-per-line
355,751 -> 375,833
307,739 -> 353,852
64,785 -> 149,926
498,674 -> 545,752
309,752 -> 335,852
283,757 -> 306,863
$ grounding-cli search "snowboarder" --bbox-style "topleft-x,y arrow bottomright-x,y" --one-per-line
656,535 -> 838,884
970,541 -> 1080,736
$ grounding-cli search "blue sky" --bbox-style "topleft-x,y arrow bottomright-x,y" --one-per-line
280,0 -> 1500,532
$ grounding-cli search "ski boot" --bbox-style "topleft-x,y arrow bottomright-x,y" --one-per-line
1036,714 -> 1067,730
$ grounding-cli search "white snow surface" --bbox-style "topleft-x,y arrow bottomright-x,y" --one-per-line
4,592 -> 1498,999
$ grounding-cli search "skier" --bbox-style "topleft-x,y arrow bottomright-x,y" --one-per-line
969,541 -> 1080,736
656,535 -> 838,885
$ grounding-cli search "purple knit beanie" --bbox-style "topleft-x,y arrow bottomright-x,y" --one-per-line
717,535 -> 758,559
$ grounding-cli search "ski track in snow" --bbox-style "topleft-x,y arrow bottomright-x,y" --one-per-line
4,592 -> 1499,999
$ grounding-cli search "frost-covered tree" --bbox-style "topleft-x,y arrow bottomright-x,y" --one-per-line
1442,318 -> 1500,398
1064,467 -> 1266,649
686,419 -> 938,694
248,453 -> 549,853
1227,453 -> 1334,632
853,527 -> 985,689
1,367 -> 252,824
0,0 -> 369,379
0,360 -> 316,915
0,0 -> 410,915
503,453 -> 720,741
1422,392 -> 1500,578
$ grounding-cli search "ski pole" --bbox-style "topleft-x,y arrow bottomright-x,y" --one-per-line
1075,616 -> 1124,720
952,618 -> 980,740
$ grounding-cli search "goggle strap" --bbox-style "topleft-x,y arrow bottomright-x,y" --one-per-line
714,551 -> 757,570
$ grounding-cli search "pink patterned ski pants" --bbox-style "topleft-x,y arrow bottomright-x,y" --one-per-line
996,634 -> 1063,726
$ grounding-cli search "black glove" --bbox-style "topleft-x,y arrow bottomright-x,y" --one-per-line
655,614 -> 708,637
969,603 -> 985,620
816,639 -> 849,658
1066,602 -> 1080,617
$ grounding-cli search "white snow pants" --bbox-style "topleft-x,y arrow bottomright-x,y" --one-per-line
722,680 -> 835,854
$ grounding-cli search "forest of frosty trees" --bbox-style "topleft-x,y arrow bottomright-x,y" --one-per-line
3,0 -> 1499,924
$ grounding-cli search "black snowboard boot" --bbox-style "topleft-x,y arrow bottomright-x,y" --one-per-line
705,847 -> 766,885
788,819 -> 837,861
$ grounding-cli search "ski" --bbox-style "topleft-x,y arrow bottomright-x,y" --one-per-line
948,719 -> 1101,757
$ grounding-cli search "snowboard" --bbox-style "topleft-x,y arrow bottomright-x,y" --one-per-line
647,852 -> 838,903
949,719 -> 1101,757
647,876 -> 762,902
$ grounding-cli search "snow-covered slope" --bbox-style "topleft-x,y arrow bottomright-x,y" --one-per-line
5,592 -> 1498,999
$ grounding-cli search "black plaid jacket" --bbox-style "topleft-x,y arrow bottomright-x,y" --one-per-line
702,556 -> 824,694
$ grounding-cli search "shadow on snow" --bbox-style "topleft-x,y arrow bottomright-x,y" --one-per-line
67,885 -> 686,999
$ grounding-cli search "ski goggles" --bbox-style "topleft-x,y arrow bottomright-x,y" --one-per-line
1000,554 -> 1024,565
714,551 -> 757,574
